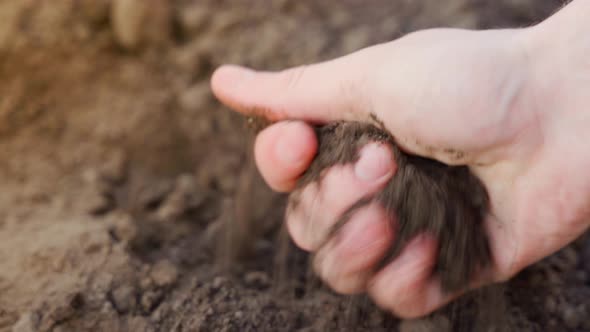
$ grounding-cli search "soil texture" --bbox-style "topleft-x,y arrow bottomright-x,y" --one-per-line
1,1 -> 588,332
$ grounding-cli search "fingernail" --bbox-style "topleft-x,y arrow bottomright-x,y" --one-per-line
276,125 -> 307,166
354,143 -> 393,182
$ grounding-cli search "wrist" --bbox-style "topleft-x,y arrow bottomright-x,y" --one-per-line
526,0 -> 590,48
518,0 -> 590,118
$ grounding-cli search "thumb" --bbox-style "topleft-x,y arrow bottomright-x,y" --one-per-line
210,47 -> 381,123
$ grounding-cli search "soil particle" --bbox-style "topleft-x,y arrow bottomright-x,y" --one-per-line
212,276 -> 229,291
110,285 -> 137,314
149,260 -> 179,288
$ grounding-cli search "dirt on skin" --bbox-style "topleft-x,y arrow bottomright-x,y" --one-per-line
1,1 -> 588,332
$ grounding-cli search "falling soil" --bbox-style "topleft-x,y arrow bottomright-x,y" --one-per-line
1,1 -> 588,332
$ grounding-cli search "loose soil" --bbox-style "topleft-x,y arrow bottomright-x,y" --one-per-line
0,1 -> 588,332
294,121 -> 491,294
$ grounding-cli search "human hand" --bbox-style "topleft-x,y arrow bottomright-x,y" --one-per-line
211,2 -> 590,318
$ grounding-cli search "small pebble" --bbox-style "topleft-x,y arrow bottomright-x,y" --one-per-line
111,0 -> 146,50
178,5 -> 209,36
108,212 -> 137,242
86,191 -> 113,216
111,285 -> 137,313
212,276 -> 228,290
141,290 -> 163,313
151,305 -> 165,322
101,300 -> 115,314
150,260 -> 179,287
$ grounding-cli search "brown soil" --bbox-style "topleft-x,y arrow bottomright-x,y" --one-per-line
1,1 -> 588,332
293,121 -> 491,294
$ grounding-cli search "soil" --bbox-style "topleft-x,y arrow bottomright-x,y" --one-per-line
294,122 -> 491,294
0,1 -> 588,332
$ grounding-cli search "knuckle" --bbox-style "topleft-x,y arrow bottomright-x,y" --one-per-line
315,254 -> 366,295
280,65 -> 308,90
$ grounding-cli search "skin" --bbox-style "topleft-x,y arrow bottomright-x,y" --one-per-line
211,0 -> 590,318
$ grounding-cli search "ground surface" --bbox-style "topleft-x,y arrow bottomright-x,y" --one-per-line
0,1 -> 588,331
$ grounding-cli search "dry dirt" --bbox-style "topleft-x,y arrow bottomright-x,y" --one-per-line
0,0 -> 588,331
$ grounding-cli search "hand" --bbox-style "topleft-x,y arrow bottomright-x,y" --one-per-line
211,2 -> 590,318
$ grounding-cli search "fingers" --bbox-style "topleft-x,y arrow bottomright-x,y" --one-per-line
254,121 -> 318,192
254,122 -> 494,319
213,27 -> 528,167
367,235 -> 459,318
210,46 -> 381,123
286,142 -> 396,251
313,204 -> 394,294
317,220 -> 465,318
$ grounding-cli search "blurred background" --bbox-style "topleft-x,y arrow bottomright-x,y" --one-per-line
1,1 -> 588,331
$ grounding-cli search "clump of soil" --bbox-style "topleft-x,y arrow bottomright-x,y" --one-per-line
292,122 -> 491,293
